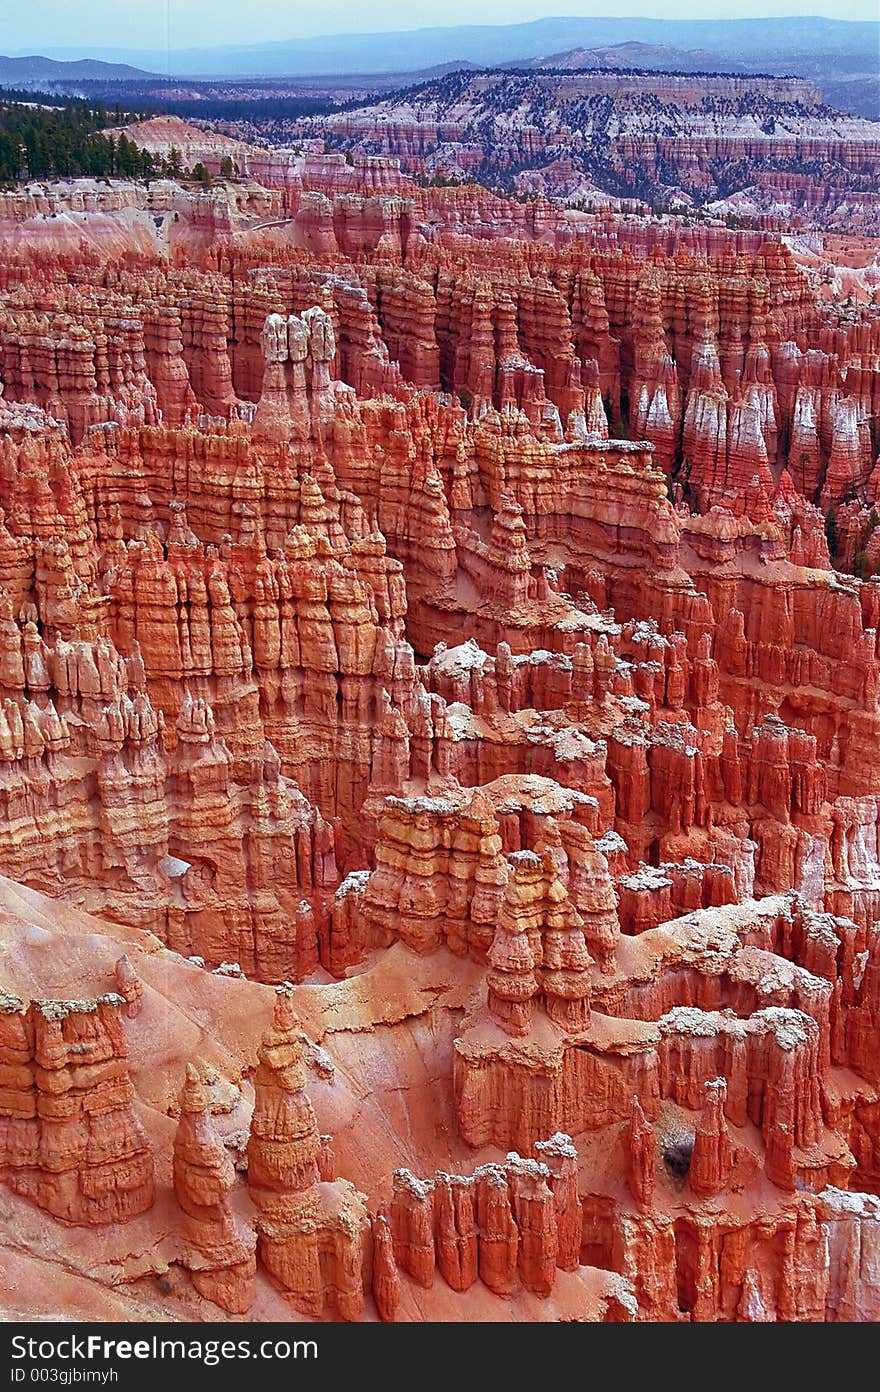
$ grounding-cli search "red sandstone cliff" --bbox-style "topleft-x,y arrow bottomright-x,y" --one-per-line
0,159 -> 878,1324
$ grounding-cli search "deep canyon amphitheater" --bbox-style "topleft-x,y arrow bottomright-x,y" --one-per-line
1,81 -> 880,1324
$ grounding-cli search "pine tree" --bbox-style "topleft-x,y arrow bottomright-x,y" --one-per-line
825,507 -> 838,559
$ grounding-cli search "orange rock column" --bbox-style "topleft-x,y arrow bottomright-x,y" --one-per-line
474,1164 -> 519,1296
0,992 -> 154,1226
390,1169 -> 435,1288
534,1133 -> 581,1271
371,1213 -> 401,1321
433,1173 -> 478,1292
689,1078 -> 733,1199
173,1064 -> 256,1314
626,1095 -> 655,1213
486,856 -> 540,1036
246,988 -> 323,1314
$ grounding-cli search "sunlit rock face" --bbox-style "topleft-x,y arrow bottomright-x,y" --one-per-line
0,144 -> 879,1323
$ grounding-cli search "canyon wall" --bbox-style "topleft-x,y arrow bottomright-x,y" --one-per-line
0,158 -> 878,1322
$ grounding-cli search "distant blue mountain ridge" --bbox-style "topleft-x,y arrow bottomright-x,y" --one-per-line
16,16 -> 879,80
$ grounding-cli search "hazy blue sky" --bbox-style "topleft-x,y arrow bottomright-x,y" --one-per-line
6,1 -> 878,53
